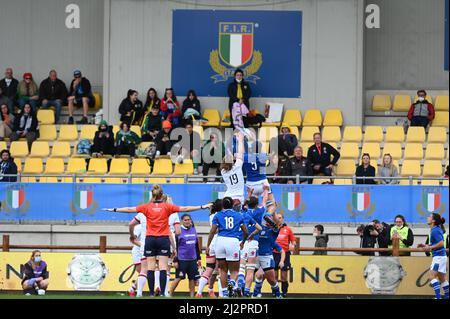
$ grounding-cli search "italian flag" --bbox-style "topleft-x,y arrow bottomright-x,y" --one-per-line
7,189 -> 24,209
213,191 -> 225,200
423,193 -> 440,212
283,192 -> 300,211
220,34 -> 253,67
75,190 -> 92,210
352,192 -> 370,212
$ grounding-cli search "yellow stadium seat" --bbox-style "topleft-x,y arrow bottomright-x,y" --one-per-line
105,158 -> 130,184
300,126 -> 320,142
393,95 -> 412,112
201,109 -> 220,127
66,158 -> 87,175
361,143 -> 381,160
385,126 -> 405,143
403,143 -> 423,160
343,126 -> 362,142
51,142 -> 71,158
79,125 -> 98,141
282,109 -> 302,127
0,141 -> 7,151
421,179 -> 441,186
333,178 -> 353,185
422,160 -> 443,177
364,126 -> 383,142
10,141 -> 29,158
29,141 -> 50,158
432,112 -> 449,127
399,179 -> 419,185
58,125 -> 78,141
221,109 -> 231,127
442,179 -> 449,186
193,125 -> 204,140
382,143 -> 402,160
406,127 -> 425,143
169,177 -> 186,184
37,125 -> 57,141
148,177 -> 169,184
336,159 -> 356,176
112,125 -> 120,137
93,92 -> 102,109
401,160 -> 421,177
130,125 -> 142,138
322,126 -> 341,143
435,96 -> 449,111
258,127 -> 278,142
340,143 -> 360,159
14,158 -> 22,173
131,158 -> 151,174
152,158 -> 173,175
298,143 -> 312,154
22,158 -> 43,182
303,109 -> 322,126
372,95 -> 391,111
173,159 -> 194,176
37,109 -> 55,124
260,141 -> 270,153
425,144 -> 445,160
427,127 -> 447,144
414,95 -> 433,104
41,158 -> 65,183
87,158 -> 108,174
323,109 -> 343,126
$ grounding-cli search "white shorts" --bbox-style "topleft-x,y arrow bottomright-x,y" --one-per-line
215,236 -> 240,262
208,235 -> 218,257
132,245 -> 144,265
246,179 -> 271,198
241,240 -> 259,261
430,256 -> 448,274
256,255 -> 275,271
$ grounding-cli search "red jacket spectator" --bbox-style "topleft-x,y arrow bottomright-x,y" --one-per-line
407,101 -> 435,121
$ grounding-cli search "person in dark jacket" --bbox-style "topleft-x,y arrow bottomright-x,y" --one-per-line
0,68 -> 19,114
0,149 -> 18,182
355,153 -> 377,184
21,250 -> 49,295
389,214 -> 414,256
373,219 -> 391,256
357,223 -> 378,256
307,132 -> 340,176
271,155 -> 290,184
201,133 -> 225,182
286,146 -> 313,184
144,88 -> 161,112
407,89 -> 435,129
155,120 -> 175,156
119,89 -> 145,126
182,90 -> 202,122
9,103 -> 38,151
91,120 -> 115,157
67,70 -> 94,124
141,106 -> 162,142
115,122 -> 141,157
276,124 -> 298,157
227,69 -> 251,129
312,225 -> 328,255
39,70 -> 68,124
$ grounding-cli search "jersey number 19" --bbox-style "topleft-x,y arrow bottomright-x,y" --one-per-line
229,174 -> 239,185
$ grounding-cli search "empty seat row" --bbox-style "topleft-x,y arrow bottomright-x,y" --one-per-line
372,95 -> 449,112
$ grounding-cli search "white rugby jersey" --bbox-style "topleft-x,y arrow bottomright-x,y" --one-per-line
133,213 -> 147,244
169,213 -> 181,234
221,158 -> 244,200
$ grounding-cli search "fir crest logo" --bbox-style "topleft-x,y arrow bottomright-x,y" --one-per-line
416,188 -> 445,217
70,185 -> 97,215
346,187 -> 375,217
1,185 -> 29,215
278,186 -> 305,218
209,22 -> 262,83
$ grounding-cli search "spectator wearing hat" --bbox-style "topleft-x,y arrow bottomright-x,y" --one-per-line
276,124 -> 298,157
407,89 -> 435,129
67,70 -> 94,124
118,89 -> 145,126
39,70 -> 68,124
115,122 -> 141,157
17,73 -> 39,112
91,120 -> 115,157
0,68 -> 19,114
155,120 -> 175,156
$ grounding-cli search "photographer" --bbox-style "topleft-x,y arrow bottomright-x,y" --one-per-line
373,219 -> 391,256
356,223 -> 378,256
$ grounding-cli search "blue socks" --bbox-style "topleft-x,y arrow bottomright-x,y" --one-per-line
244,287 -> 251,297
271,283 -> 281,298
253,279 -> 262,297
442,281 -> 449,299
431,279 -> 441,299
237,273 -> 245,290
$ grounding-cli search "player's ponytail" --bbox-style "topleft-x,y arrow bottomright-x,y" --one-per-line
431,213 -> 444,227
151,185 -> 164,202
223,197 -> 233,209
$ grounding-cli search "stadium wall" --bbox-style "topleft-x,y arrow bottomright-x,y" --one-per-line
102,0 -> 365,126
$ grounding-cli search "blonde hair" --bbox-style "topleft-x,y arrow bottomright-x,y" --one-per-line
151,185 -> 164,202
382,154 -> 395,176
30,250 -> 41,264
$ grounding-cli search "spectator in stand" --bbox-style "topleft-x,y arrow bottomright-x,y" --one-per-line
201,133 -> 225,182
9,103 -> 38,151
373,219 -> 391,256
277,124 -> 298,157
389,214 -> 414,256
227,69 -> 251,129
312,225 -> 328,255
91,120 -> 115,157
355,153 -> 377,184
160,88 -> 181,128
273,213 -> 296,298
174,122 -> 201,174
0,149 -> 18,182
155,120 -> 175,156
356,223 -> 376,256
67,70 -> 94,124
17,73 -> 39,112
307,132 -> 340,177
407,89 -> 435,129
286,146 -> 313,184
115,122 -> 141,157
119,89 -> 145,126
39,70 -> 68,124
144,88 -> 161,112
141,106 -> 162,142
378,154 -> 399,185
0,68 -> 19,114
21,250 -> 49,295
0,104 -> 15,140
182,90 -> 202,123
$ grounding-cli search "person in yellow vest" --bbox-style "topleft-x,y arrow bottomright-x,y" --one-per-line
389,214 -> 414,256
227,69 -> 251,129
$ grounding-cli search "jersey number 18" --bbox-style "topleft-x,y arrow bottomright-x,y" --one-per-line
224,217 -> 234,229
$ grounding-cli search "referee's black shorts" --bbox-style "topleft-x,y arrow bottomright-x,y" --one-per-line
273,251 -> 291,271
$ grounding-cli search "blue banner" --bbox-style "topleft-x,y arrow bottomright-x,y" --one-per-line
171,10 -> 302,98
0,183 -> 448,224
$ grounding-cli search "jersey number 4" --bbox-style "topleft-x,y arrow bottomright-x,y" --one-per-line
224,217 -> 234,229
